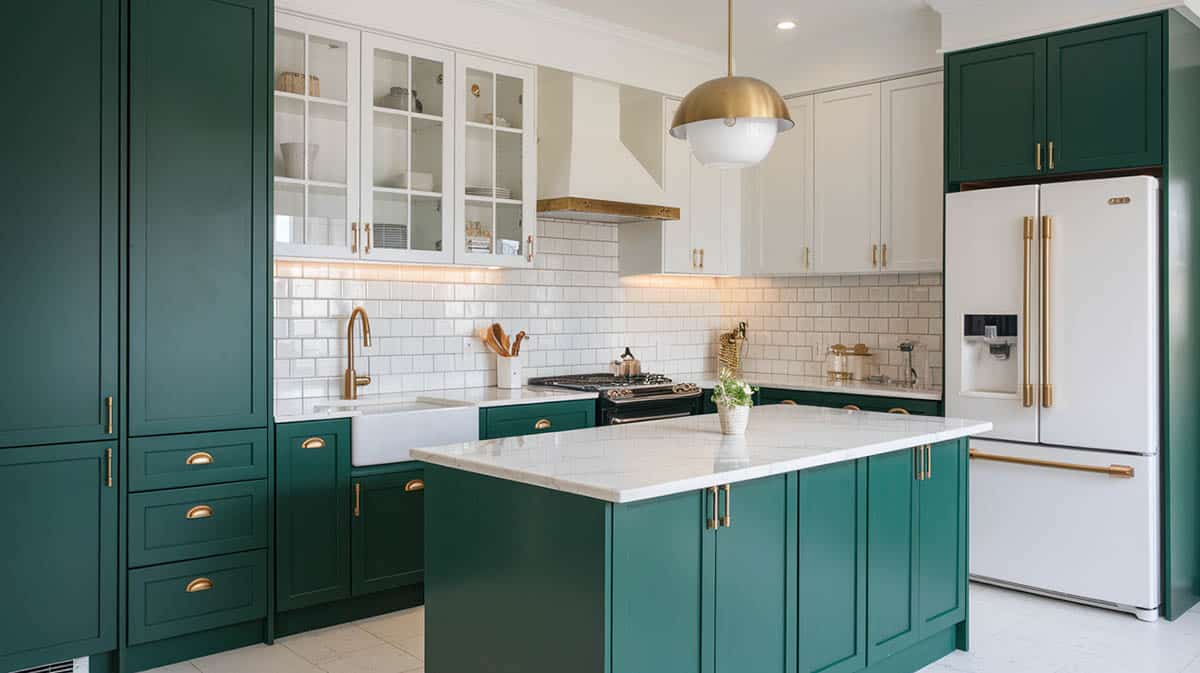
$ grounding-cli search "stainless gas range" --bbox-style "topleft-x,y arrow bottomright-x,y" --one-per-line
527,373 -> 703,425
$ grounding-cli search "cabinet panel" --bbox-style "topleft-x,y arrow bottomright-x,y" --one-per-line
744,96 -> 814,275
714,475 -> 788,673
129,0 -> 270,435
690,156 -> 725,275
814,84 -> 881,274
129,429 -> 269,491
882,73 -> 944,273
663,99 -> 695,274
276,420 -> 352,611
479,400 -> 596,439
128,480 -> 269,567
1047,16 -> 1163,173
0,442 -> 116,672
866,448 -> 920,663
918,440 -> 967,637
797,461 -> 867,673
611,488 -> 714,673
947,38 -> 1046,182
352,470 -> 426,595
0,0 -> 119,449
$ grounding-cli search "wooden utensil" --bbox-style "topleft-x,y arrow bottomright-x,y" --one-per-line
492,323 -> 511,355
511,331 -> 527,357
478,326 -> 509,357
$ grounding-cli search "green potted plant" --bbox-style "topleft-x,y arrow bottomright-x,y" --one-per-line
711,370 -> 757,435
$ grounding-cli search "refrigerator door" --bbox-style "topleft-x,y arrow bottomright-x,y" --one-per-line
1038,176 -> 1159,454
945,185 -> 1040,443
969,438 -> 1160,615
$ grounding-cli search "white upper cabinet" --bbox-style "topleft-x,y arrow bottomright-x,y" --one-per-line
273,14 -> 361,260
881,72 -> 944,272
360,33 -> 455,264
742,96 -> 814,275
661,98 -> 694,274
813,83 -> 881,274
454,55 -> 538,268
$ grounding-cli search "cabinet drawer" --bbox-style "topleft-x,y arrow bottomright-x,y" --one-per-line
480,400 -> 596,439
128,480 -> 268,567
129,429 -> 268,491
759,388 -> 941,417
127,550 -> 267,645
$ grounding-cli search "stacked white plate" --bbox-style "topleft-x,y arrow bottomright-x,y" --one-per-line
465,185 -> 511,199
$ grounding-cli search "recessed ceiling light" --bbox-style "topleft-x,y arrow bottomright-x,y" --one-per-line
776,20 -> 796,30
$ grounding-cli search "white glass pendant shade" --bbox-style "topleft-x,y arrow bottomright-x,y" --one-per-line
676,116 -> 780,168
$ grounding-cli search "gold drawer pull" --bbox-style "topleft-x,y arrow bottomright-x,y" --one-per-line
186,451 -> 214,466
843,405 -> 860,411
404,479 -> 425,492
969,448 -> 1133,478
301,437 -> 326,449
186,578 -> 213,593
780,400 -> 798,406
888,407 -> 911,415
534,419 -> 551,430
186,505 -> 213,520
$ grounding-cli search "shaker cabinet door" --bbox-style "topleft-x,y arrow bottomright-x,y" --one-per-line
813,84 -> 881,274
865,448 -> 921,664
352,470 -> 426,595
918,440 -> 968,638
129,0 -> 271,435
0,0 -> 119,449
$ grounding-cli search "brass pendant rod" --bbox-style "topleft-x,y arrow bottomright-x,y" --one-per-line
727,0 -> 733,77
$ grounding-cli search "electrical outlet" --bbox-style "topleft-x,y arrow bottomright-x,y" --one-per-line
463,337 -> 482,354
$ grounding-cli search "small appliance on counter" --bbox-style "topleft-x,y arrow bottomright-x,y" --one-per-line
825,343 -> 874,381
528,372 -> 701,425
611,347 -> 641,377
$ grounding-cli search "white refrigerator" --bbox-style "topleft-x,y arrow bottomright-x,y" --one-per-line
945,175 -> 1161,621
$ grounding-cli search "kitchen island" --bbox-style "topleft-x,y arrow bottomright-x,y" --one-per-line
412,404 -> 991,673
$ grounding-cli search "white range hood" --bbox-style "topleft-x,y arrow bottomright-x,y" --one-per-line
537,69 -> 679,223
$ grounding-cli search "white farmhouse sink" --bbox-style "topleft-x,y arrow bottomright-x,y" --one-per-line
312,398 -> 479,466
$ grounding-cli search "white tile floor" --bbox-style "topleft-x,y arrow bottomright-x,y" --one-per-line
147,583 -> 1200,673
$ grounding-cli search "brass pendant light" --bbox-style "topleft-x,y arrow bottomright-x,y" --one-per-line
669,0 -> 793,168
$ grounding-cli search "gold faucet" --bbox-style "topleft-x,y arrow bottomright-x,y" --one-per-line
343,306 -> 372,400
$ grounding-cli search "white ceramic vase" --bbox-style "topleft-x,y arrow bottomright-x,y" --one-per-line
717,402 -> 750,435
280,142 -> 318,179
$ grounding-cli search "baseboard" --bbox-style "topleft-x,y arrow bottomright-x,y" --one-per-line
120,620 -> 266,673
275,584 -> 424,638
863,625 -> 958,673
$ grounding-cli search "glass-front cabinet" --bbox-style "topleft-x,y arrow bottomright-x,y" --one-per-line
272,13 -> 536,267
273,14 -> 360,260
455,55 -> 537,268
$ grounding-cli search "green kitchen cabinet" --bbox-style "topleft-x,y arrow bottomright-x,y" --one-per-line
128,0 -> 271,436
1047,16 -> 1163,173
866,447 -> 922,664
797,460 -> 867,673
611,475 -> 790,673
946,38 -> 1046,182
352,470 -> 426,595
479,399 -> 597,439
276,420 -> 352,612
0,0 -> 120,449
759,387 -> 942,417
128,480 -> 269,567
0,442 -> 117,672
917,441 -> 967,637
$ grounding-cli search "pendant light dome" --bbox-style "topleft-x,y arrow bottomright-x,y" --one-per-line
669,0 -> 793,168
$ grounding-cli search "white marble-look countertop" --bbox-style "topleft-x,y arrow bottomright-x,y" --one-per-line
412,404 -> 990,503
274,386 -> 599,424
684,373 -> 943,401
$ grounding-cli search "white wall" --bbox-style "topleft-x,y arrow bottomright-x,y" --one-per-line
930,0 -> 1200,53
278,0 -> 724,97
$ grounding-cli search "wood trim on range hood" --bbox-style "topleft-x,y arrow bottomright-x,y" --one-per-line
537,197 -> 680,223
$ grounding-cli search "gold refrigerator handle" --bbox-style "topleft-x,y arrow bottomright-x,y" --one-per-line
969,449 -> 1134,478
1041,216 -> 1054,408
1022,216 -> 1035,407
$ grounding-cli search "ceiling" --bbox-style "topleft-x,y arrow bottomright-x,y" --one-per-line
536,0 -> 942,94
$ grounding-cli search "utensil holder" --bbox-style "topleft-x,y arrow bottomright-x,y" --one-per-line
497,354 -> 523,389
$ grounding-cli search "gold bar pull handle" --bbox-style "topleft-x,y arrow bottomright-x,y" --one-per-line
364,223 -> 372,254
1041,216 -> 1054,407
527,235 -> 535,263
700,248 -> 704,269
925,445 -> 932,480
105,396 -> 113,434
186,505 -> 213,520
354,482 -> 361,518
914,446 -> 923,481
1048,141 -> 1055,170
720,484 -> 732,528
970,448 -> 1133,478
351,222 -> 359,253
404,479 -> 425,492
1036,142 -> 1042,171
871,244 -> 878,267
707,486 -> 719,530
186,578 -> 213,593
1022,217 -> 1035,407
881,243 -> 888,268
804,246 -> 810,270
105,448 -> 113,488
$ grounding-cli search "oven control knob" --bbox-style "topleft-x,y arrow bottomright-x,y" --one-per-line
607,388 -> 633,400
672,383 -> 699,394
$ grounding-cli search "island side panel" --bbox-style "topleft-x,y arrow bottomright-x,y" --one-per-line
424,465 -> 610,673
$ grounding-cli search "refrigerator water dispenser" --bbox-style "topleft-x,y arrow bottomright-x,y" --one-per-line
961,314 -> 1019,394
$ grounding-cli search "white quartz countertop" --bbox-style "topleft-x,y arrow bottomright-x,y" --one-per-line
412,404 -> 990,503
685,373 -> 943,401
274,386 -> 599,424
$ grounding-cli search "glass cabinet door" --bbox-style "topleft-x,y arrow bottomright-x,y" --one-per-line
273,14 -> 360,259
359,34 -> 455,264
455,55 -> 537,267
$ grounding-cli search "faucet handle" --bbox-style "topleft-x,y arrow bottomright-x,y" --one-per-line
356,375 -> 371,388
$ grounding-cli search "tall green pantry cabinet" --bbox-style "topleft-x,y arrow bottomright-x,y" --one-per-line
0,0 -> 274,671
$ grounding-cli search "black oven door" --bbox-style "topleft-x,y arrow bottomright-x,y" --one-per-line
600,394 -> 701,426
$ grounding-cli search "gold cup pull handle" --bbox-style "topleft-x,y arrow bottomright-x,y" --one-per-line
404,479 -> 425,492
843,404 -> 860,411
888,407 -> 911,415
186,578 -> 213,593
534,419 -> 552,430
186,505 -> 213,520
301,437 -> 326,450
186,451 -> 214,465
780,400 -> 798,406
